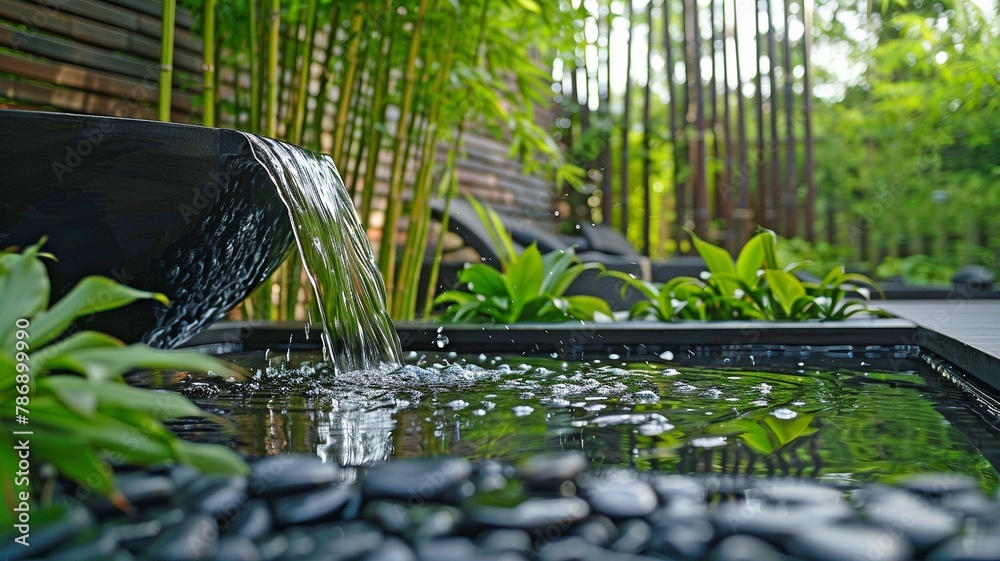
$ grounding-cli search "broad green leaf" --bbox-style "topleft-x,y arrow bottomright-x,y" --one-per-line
170,439 -> 249,475
30,331 -> 123,375
763,412 -> 819,447
735,234 -> 765,287
600,270 -> 659,300
764,270 -> 807,316
458,264 -> 509,299
685,228 -> 735,277
566,295 -> 613,321
757,227 -> 779,270
30,277 -> 170,348
40,376 -> 207,420
45,345 -> 241,383
506,243 -> 544,309
32,433 -> 125,508
549,261 -> 604,297
0,244 -> 50,348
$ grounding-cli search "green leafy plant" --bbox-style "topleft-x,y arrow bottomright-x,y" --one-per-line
0,241 -> 247,525
604,228 -> 888,321
434,197 -> 612,323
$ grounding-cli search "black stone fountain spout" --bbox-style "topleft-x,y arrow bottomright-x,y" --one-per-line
0,109 -> 294,347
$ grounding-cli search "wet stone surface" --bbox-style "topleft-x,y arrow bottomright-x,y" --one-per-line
8,454 -> 1000,561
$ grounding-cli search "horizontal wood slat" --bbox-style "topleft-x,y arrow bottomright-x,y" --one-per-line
0,0 -> 200,122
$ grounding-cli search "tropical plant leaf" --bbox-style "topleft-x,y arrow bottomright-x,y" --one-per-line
30,277 -> 170,348
686,228 -> 736,278
44,344 -> 242,383
0,243 -> 50,348
764,270 -> 807,316
735,234 -> 765,287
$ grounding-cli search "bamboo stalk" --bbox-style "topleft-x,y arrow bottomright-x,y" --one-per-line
598,3 -> 613,225
754,0 -> 768,227
332,7 -> 366,163
396,45 -> 455,319
765,0 -> 781,232
802,0 -> 817,242
732,0 -> 750,243
265,0 -> 281,137
782,0 -> 797,237
717,0 -> 735,252
158,0 -> 176,121
309,3 -> 343,151
280,6 -> 304,135
202,0 -> 216,126
248,0 -> 262,132
688,0 -> 709,237
423,0 -> 490,319
664,0 -> 682,251
378,0 -> 430,310
619,0 -> 634,236
289,0 -> 319,145
360,2 -> 396,228
640,0 -> 653,255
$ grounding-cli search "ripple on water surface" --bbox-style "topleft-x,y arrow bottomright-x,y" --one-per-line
161,351 -> 1000,492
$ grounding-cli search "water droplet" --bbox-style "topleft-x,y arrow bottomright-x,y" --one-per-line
771,408 -> 798,420
609,353 -> 620,360
434,334 -> 450,348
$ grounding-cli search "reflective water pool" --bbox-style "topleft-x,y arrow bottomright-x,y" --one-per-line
156,348 -> 1000,493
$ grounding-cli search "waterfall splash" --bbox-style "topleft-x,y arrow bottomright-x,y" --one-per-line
242,133 -> 402,373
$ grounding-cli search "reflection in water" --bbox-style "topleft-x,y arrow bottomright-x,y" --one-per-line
168,351 -> 1000,492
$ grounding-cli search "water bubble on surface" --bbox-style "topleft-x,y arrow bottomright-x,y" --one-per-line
512,405 -> 534,417
446,400 -> 469,410
691,436 -> 728,449
771,408 -> 798,419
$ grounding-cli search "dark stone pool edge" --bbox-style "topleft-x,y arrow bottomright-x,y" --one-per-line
185,313 -> 1000,396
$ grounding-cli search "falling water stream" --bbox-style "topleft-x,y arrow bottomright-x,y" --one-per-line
242,133 -> 402,373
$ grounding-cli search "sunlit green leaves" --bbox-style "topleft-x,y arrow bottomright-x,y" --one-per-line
603,229 -> 887,321
0,242 -> 247,524
435,197 -> 612,323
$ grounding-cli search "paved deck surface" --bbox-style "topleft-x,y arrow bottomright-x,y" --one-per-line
879,300 -> 1000,361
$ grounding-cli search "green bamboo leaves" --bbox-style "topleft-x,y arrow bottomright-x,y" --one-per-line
605,227 -> 889,321
435,198 -> 612,324
0,241 -> 246,527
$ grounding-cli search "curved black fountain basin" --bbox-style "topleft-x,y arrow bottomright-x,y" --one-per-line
0,109 -> 294,347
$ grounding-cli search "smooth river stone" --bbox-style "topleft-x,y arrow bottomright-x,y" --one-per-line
928,535 -> 1000,561
183,475 -> 249,516
477,529 -> 533,555
225,498 -> 273,540
900,473 -> 981,499
115,474 -> 175,508
363,457 -> 473,503
146,514 -> 219,561
362,537 -> 417,561
537,537 -> 662,561
214,535 -> 261,561
570,514 -> 618,546
303,521 -> 385,558
585,477 -> 659,519
788,523 -> 914,561
712,501 -> 856,542
272,485 -> 354,526
710,535 -> 785,561
249,454 -> 342,497
518,452 -> 589,490
864,491 -> 961,551
608,518 -> 653,554
750,478 -> 845,505
472,497 -> 590,530
46,529 -> 120,561
415,537 -> 478,561
0,504 -> 94,561
649,474 -> 706,503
